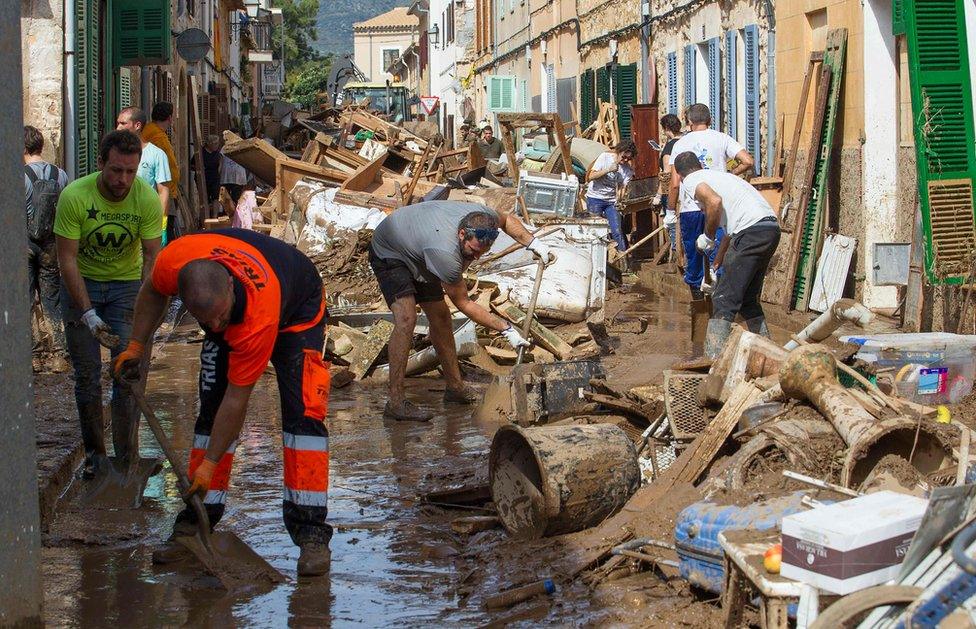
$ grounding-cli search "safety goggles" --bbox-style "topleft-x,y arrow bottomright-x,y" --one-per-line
464,227 -> 500,243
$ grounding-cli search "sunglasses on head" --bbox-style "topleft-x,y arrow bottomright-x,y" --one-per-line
464,227 -> 500,243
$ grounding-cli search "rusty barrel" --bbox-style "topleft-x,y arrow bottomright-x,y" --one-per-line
489,423 -> 640,539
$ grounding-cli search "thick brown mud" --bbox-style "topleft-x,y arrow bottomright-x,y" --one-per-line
37,290 -> 744,626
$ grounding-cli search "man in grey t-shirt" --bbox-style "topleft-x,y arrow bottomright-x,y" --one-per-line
369,200 -> 553,421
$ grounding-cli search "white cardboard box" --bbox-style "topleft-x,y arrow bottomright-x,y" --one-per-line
780,491 -> 928,594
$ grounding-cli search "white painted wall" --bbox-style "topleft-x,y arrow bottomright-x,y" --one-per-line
861,0 -> 899,309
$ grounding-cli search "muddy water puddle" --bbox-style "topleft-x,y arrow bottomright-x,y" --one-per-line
42,340 -> 512,627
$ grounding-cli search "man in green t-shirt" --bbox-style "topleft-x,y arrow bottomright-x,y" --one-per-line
55,130 -> 163,479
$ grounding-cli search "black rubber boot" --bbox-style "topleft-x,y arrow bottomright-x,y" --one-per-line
298,542 -> 332,577
744,316 -> 770,338
152,522 -> 199,565
78,400 -> 106,478
111,394 -> 140,464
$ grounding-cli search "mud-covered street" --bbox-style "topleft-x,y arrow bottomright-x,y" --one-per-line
36,289 -> 727,626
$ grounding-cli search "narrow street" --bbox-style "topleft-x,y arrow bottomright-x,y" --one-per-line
38,290 -> 709,626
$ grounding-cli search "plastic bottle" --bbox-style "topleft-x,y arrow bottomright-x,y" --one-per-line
483,579 -> 556,610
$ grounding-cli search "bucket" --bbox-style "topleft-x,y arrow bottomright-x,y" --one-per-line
489,423 -> 640,539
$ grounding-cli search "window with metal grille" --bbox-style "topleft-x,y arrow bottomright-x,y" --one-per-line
744,24 -> 761,175
667,52 -> 678,114
113,0 -> 171,66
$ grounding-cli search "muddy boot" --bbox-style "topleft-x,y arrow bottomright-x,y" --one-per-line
79,401 -> 106,479
152,522 -> 198,564
443,385 -> 479,404
297,542 -> 331,577
744,316 -> 770,338
383,399 -> 433,422
704,318 -> 734,359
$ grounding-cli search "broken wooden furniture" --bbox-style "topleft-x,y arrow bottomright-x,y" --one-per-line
496,113 -> 575,187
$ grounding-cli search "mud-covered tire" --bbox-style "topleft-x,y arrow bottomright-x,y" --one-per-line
811,585 -> 924,628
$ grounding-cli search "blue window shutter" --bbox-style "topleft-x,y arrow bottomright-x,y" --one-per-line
684,44 -> 696,107
667,52 -> 678,114
744,24 -> 761,175
707,37 -> 720,129
725,31 -> 737,139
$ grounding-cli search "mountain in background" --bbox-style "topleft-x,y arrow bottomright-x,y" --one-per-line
314,0 -> 412,57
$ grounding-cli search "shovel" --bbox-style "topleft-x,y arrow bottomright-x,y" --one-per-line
515,258 -> 547,365
130,387 -> 286,589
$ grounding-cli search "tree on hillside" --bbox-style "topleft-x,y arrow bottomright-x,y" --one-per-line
271,0 -> 321,72
283,57 -> 334,110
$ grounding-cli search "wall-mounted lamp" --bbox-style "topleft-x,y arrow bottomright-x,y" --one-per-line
427,23 -> 440,47
609,38 -> 618,61
540,39 -> 548,60
525,43 -> 532,65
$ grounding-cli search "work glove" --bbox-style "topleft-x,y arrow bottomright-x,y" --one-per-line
183,458 -> 217,502
82,308 -> 120,349
500,325 -> 531,350
696,233 -> 716,253
526,238 -> 555,264
113,340 -> 145,383
701,266 -> 718,296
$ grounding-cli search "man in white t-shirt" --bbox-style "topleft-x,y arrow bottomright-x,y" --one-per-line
674,151 -> 779,358
668,104 -> 755,298
585,140 -> 636,251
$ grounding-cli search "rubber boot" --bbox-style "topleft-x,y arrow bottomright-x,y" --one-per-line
383,399 -> 433,422
298,542 -> 332,577
704,318 -> 734,359
79,400 -> 106,478
744,316 -> 770,338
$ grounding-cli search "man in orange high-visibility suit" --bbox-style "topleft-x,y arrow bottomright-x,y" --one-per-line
114,228 -> 332,576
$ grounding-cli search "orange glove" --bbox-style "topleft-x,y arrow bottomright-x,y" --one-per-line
113,339 -> 145,381
184,458 -> 217,501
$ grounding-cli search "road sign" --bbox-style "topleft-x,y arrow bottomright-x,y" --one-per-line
420,96 -> 440,115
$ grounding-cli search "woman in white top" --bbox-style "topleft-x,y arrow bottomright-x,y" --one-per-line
585,140 -> 636,251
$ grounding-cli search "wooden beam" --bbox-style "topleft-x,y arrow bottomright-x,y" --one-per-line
340,150 -> 389,192
187,75 -> 208,229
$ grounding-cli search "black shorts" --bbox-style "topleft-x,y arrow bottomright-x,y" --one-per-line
368,247 -> 444,306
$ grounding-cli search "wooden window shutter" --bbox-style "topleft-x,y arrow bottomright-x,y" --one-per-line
744,24 -> 761,175
904,0 -> 976,282
614,63 -> 637,139
519,78 -> 528,112
667,52 -> 678,114
892,0 -> 906,36
488,76 -> 501,111
707,37 -> 721,130
113,0 -> 171,67
580,69 -> 595,129
725,31 -> 738,139
487,76 -> 516,112
683,44 -> 696,107
596,65 -> 610,109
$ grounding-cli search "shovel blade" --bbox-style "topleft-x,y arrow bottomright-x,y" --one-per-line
82,456 -> 163,509
175,531 -> 286,590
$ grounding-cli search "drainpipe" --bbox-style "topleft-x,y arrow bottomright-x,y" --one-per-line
64,0 -> 77,178
764,0 -> 776,176
639,1 -> 651,103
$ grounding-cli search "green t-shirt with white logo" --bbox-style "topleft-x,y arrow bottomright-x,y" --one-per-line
53,172 -> 163,281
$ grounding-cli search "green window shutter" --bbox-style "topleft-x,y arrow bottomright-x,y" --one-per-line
614,63 -> 637,139
118,68 -> 132,108
113,0 -> 171,67
893,0 -> 906,35
520,79 -> 528,112
75,0 -> 100,177
488,76 -> 502,110
596,66 -> 610,108
904,0 -> 976,282
487,76 -> 516,112
580,69 -> 595,129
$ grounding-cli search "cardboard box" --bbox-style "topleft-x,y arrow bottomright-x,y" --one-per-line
780,491 -> 928,594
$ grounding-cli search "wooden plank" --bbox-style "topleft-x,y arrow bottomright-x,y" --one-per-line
780,54 -> 821,217
340,150 -> 389,192
499,122 -> 520,185
275,157 -> 348,216
347,319 -> 395,379
222,131 -> 289,186
495,303 -> 575,359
